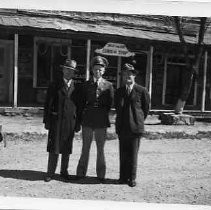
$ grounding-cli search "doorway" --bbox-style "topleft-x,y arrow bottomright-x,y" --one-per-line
165,64 -> 195,105
0,40 -> 13,106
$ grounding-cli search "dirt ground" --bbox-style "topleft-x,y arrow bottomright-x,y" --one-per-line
0,134 -> 210,206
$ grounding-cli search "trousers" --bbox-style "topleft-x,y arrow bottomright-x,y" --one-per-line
119,134 -> 141,181
76,126 -> 106,179
47,152 -> 70,176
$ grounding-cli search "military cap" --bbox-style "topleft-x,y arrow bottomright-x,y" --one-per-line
91,56 -> 109,68
60,59 -> 77,71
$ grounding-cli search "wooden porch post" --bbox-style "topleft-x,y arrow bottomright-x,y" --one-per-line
193,80 -> 198,106
50,45 -> 53,82
162,55 -> 167,105
67,40 -> 72,59
148,46 -> 153,109
201,50 -> 208,112
13,34 -> 18,108
33,39 -> 37,88
117,56 -> 122,88
86,39 -> 91,81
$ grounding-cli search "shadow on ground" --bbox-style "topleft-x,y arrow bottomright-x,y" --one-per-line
0,169 -> 118,184
0,169 -> 46,181
67,176 -> 119,185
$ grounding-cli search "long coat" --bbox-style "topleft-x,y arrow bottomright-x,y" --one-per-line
115,83 -> 150,136
43,79 -> 80,154
78,78 -> 114,128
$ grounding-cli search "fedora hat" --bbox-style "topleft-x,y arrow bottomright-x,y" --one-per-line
122,63 -> 138,75
60,59 -> 77,71
91,56 -> 109,68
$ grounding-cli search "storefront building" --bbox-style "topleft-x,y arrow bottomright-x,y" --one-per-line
0,9 -> 211,111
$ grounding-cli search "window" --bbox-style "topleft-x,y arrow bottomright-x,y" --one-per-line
71,39 -> 86,83
34,37 -> 86,87
165,55 -> 195,106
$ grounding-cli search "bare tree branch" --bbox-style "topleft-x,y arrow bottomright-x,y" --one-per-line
194,17 -> 207,73
198,17 -> 207,46
173,16 -> 208,113
174,16 -> 191,69
174,16 -> 186,45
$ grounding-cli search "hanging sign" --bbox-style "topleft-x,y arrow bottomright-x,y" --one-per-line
95,42 -> 135,57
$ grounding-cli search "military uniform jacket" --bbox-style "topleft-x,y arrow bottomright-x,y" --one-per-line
43,79 -> 80,154
79,78 -> 114,128
115,83 -> 150,135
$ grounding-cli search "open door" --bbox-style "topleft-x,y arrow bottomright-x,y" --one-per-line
0,40 -> 13,106
165,64 -> 195,106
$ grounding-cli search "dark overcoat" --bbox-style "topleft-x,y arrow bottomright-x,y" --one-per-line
78,78 -> 114,128
115,83 -> 150,135
43,79 -> 80,154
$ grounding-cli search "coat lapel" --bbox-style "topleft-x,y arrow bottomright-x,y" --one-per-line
89,78 -> 95,85
130,83 -> 138,100
67,80 -> 75,97
98,78 -> 105,87
60,80 -> 67,95
124,83 -> 137,99
60,80 -> 75,97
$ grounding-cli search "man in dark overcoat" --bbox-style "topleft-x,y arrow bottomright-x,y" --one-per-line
115,63 -> 150,187
76,56 -> 114,182
43,59 -> 80,182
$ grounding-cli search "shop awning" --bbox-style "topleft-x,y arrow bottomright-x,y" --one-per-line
0,9 -> 210,45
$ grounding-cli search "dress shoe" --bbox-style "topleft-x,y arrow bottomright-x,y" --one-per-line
118,178 -> 128,184
98,178 -> 105,183
44,175 -> 52,182
128,179 -> 136,187
75,175 -> 85,180
60,173 -> 71,181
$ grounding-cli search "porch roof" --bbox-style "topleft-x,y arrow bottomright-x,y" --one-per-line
0,9 -> 210,45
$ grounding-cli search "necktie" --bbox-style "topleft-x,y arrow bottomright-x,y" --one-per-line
66,82 -> 70,90
95,79 -> 99,87
127,86 -> 131,95
96,81 -> 100,98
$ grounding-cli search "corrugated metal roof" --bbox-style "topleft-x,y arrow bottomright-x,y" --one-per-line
0,9 -> 210,45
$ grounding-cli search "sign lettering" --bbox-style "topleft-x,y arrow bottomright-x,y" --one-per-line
95,42 -> 135,57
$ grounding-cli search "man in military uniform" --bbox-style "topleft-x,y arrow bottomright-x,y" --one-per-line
43,59 -> 80,182
76,56 -> 114,182
115,63 -> 150,187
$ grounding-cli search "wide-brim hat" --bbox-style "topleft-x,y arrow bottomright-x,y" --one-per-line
91,56 -> 109,68
60,59 -> 77,71
122,63 -> 138,75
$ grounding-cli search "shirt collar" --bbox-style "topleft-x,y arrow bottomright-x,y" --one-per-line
63,78 -> 72,87
93,77 -> 103,84
126,83 -> 135,90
